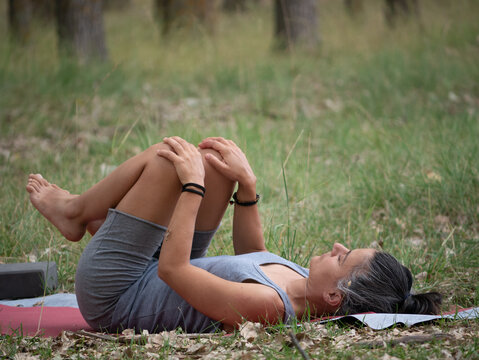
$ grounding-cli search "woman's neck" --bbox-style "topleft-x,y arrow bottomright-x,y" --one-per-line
286,277 -> 336,319
286,277 -> 309,317
259,264 -> 333,318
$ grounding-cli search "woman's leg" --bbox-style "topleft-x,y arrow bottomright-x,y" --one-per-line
73,143 -> 234,330
114,147 -> 234,231
27,147 -> 156,241
26,142 -> 234,241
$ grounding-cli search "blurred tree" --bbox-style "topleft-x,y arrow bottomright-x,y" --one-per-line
274,0 -> 318,51
384,0 -> 420,27
8,0 -> 33,44
155,0 -> 218,36
103,0 -> 131,12
344,0 -> 363,17
55,0 -> 108,62
222,0 -> 247,13
32,0 -> 55,21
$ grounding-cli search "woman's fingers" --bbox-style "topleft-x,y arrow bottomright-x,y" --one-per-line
204,153 -> 232,177
163,136 -> 190,155
198,139 -> 229,153
157,148 -> 180,163
199,137 -> 234,150
199,138 -> 241,158
200,136 -> 229,144
158,137 -> 205,185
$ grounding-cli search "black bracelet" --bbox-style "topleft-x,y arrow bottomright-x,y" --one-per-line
230,192 -> 260,206
182,188 -> 205,198
182,183 -> 206,193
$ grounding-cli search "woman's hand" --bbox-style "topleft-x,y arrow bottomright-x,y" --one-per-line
157,136 -> 205,186
198,137 -> 256,188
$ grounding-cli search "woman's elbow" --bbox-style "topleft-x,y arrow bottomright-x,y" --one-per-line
157,264 -> 174,281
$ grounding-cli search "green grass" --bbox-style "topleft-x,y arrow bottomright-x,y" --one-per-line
0,0 -> 478,358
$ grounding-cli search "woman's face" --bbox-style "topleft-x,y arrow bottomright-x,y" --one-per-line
307,243 -> 375,308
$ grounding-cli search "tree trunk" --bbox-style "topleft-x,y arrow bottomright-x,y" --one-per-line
32,0 -> 55,21
222,0 -> 247,13
155,0 -> 217,36
344,0 -> 363,17
103,0 -> 131,12
384,0 -> 420,27
55,0 -> 108,63
274,0 -> 318,51
8,0 -> 33,44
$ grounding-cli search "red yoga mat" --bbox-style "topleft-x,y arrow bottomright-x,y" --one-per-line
0,305 -> 93,337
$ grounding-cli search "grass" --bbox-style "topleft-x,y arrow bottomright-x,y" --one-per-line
0,0 -> 478,358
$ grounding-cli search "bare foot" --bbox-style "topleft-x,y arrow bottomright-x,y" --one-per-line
26,174 -> 86,242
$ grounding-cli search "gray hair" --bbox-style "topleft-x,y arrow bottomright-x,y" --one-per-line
336,252 -> 442,315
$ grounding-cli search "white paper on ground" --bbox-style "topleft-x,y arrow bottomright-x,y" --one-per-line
320,307 -> 479,330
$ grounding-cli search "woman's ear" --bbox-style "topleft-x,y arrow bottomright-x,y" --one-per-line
324,289 -> 342,307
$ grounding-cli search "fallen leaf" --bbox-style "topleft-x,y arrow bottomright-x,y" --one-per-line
426,171 -> 442,183
406,237 -> 424,248
381,354 -> 401,360
186,342 -> 207,355
124,347 -> 134,358
434,215 -> 449,225
434,215 -> 451,233
446,248 -> 455,258
370,241 -> 382,249
14,354 -> 40,360
448,92 -> 459,102
239,322 -> 262,342
324,98 -> 343,113
394,218 -> 406,230
441,349 -> 454,359
121,329 -> 135,339
148,334 -> 165,346
415,271 -> 428,281
372,208 -> 388,220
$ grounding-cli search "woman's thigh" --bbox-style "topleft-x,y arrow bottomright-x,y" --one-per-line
115,144 -> 234,231
75,208 -> 218,330
75,209 -> 165,329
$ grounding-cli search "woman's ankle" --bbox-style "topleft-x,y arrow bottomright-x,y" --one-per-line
63,195 -> 87,223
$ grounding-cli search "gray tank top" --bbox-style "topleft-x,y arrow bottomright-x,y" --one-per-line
109,252 -> 309,333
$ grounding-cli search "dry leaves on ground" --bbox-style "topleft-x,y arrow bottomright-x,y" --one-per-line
1,320 -> 478,359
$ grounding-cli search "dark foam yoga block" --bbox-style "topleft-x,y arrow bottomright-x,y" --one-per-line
0,262 -> 58,299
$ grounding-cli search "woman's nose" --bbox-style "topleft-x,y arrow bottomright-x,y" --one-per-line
332,243 -> 349,256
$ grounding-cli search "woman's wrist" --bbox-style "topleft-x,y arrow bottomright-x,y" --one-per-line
182,182 -> 206,198
238,174 -> 256,189
182,179 -> 204,188
236,181 -> 257,202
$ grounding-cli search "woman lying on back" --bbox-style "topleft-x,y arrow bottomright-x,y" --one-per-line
26,136 -> 442,333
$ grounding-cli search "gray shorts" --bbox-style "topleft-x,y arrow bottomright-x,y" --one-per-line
75,209 -> 216,330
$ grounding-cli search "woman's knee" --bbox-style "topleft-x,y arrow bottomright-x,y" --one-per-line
145,142 -> 232,187
143,143 -> 179,180
140,142 -> 234,203
199,148 -> 235,190
139,142 -> 233,230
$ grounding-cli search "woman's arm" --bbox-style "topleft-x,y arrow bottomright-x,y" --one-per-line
157,137 -> 282,327
231,180 -> 266,255
156,137 -> 205,267
199,137 -> 267,254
